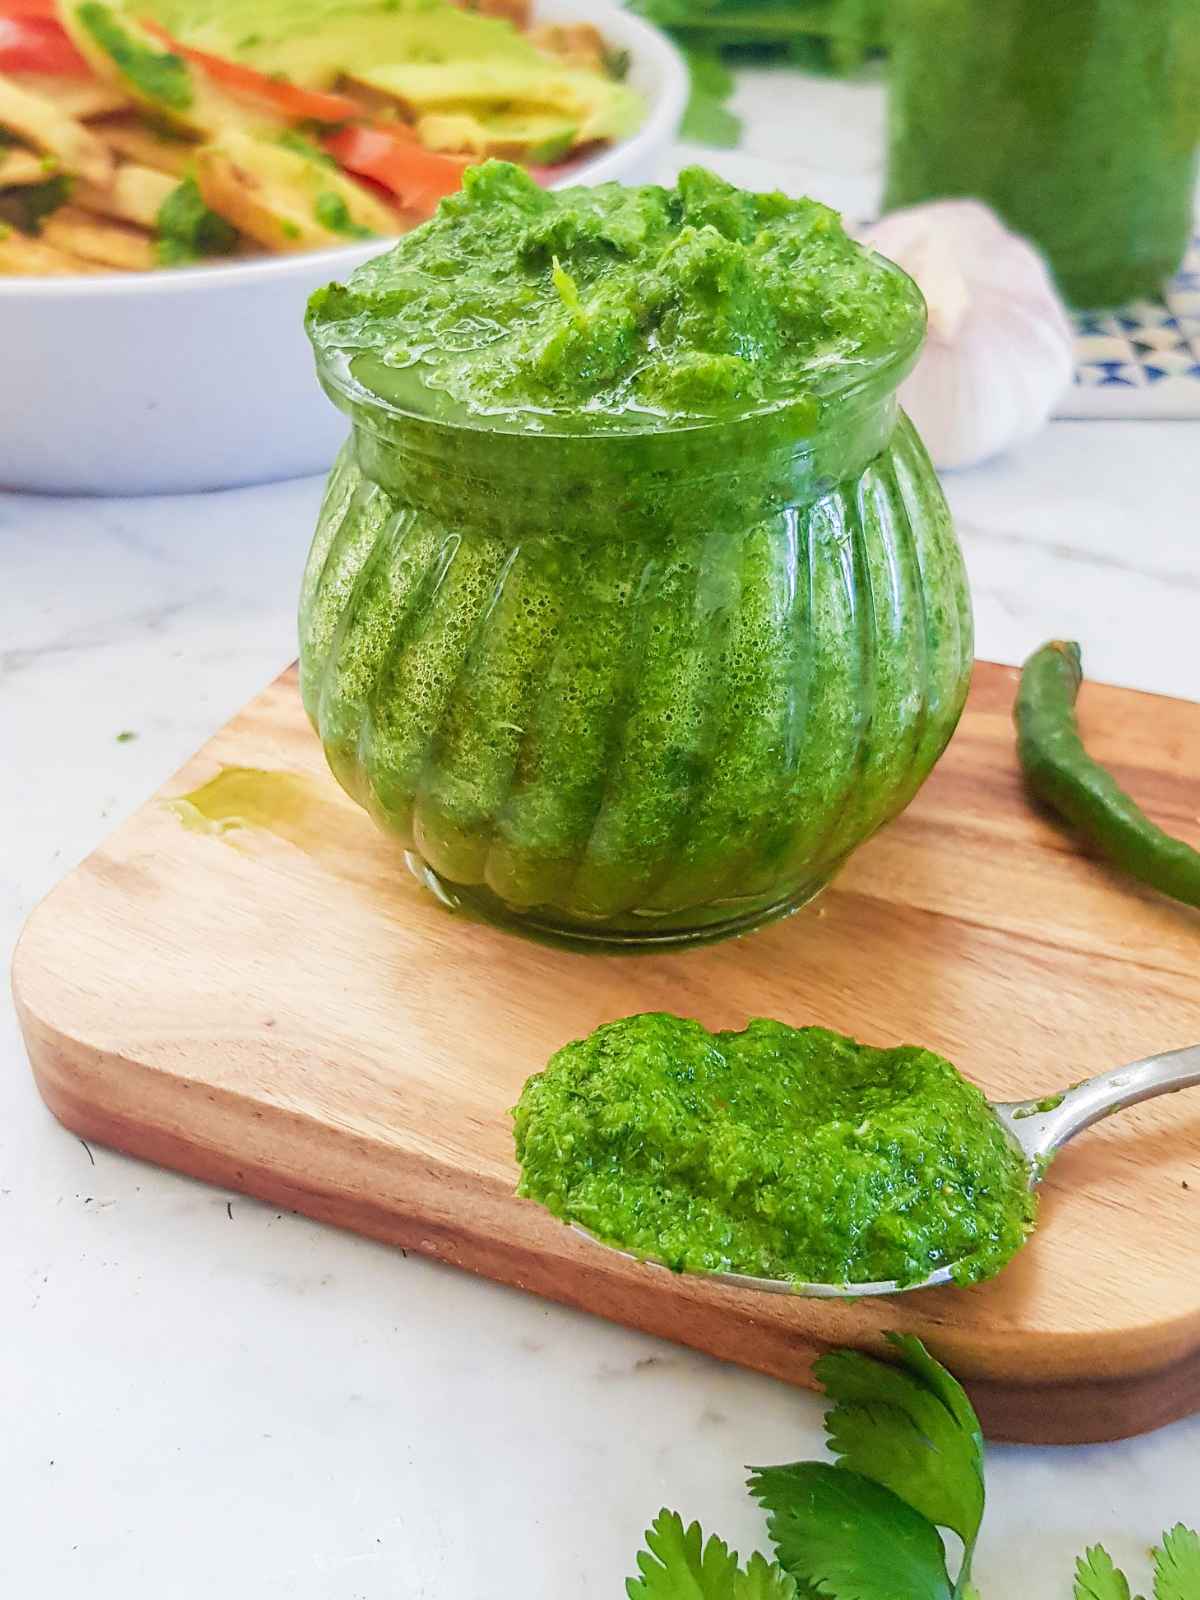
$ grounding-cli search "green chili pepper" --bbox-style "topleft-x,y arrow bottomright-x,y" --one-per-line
1015,639 -> 1200,909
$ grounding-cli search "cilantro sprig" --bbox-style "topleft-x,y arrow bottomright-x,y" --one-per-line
1073,1526 -> 1200,1600
628,1512 -> 800,1600
817,1333 -> 985,1556
1075,1545 -> 1134,1600
750,1332 -> 983,1598
1155,1526 -> 1200,1600
750,1461 -> 957,1600
626,1337 -> 1198,1600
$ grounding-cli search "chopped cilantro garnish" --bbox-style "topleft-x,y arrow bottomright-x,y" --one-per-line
0,174 -> 73,234
550,253 -> 583,321
155,177 -> 237,265
314,191 -> 372,238
602,43 -> 631,80
76,3 -> 193,110
277,129 -> 337,168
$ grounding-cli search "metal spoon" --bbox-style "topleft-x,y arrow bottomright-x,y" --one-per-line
572,1043 -> 1200,1298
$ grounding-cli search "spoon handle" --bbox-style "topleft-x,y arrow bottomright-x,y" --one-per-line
997,1043 -> 1200,1169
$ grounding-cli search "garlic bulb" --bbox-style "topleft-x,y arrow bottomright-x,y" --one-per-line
858,200 -> 1075,471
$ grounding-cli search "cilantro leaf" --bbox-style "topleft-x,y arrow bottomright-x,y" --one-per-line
1155,1526 -> 1200,1600
815,1334 -> 984,1555
737,1553 -> 809,1600
627,1510 -> 800,1600
156,178 -> 237,266
314,191 -> 373,239
0,174 -> 72,235
885,1334 -> 984,1444
748,1461 -> 954,1600
602,43 -> 631,79
628,1511 -> 737,1599
1075,1545 -> 1134,1600
277,129 -> 337,168
678,47 -> 741,148
77,2 -> 193,110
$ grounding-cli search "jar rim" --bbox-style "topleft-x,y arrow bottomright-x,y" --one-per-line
313,254 -> 927,445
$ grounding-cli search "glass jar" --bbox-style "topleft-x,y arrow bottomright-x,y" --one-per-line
884,0 -> 1200,308
299,317 -> 973,949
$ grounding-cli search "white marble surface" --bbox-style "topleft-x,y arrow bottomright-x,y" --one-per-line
4,73 -> 1200,1600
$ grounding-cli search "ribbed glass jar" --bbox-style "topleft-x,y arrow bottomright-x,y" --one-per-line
299,349 -> 973,948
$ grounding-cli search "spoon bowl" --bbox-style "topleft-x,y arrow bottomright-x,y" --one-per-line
573,1043 -> 1200,1298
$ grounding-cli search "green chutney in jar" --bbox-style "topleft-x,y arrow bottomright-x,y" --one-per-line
300,162 -> 973,947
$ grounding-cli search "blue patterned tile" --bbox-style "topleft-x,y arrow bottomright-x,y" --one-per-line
1065,235 -> 1200,416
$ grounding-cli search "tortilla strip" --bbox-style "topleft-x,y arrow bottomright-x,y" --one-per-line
0,225 -> 102,273
195,143 -> 330,252
529,22 -> 607,72
9,74 -> 128,120
452,0 -> 531,24
41,204 -> 154,269
0,145 -> 55,185
196,132 -> 397,253
75,162 -> 176,229
94,113 -> 196,177
0,73 -> 114,185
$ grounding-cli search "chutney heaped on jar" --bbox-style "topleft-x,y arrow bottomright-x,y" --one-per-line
300,162 -> 974,947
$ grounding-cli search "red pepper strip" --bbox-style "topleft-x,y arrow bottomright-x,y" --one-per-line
324,123 -> 468,217
0,14 -> 91,74
0,0 -> 59,19
140,18 -> 366,122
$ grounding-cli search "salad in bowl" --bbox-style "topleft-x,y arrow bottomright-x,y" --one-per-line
0,0 -> 642,273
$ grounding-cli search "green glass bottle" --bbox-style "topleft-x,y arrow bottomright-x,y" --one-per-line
884,0 -> 1200,307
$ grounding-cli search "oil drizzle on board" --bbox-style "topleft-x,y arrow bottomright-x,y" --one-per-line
166,767 -> 334,854
165,764 -> 477,925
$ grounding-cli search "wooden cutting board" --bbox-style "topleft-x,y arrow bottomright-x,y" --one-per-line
14,661 -> 1200,1444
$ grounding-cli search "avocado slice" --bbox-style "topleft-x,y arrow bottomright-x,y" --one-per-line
134,0 -> 541,89
115,0 -> 643,156
416,109 -> 579,162
352,61 -> 642,146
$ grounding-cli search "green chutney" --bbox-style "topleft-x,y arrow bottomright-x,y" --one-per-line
513,1013 -> 1035,1287
884,0 -> 1200,308
301,164 -> 972,945
307,160 -> 925,425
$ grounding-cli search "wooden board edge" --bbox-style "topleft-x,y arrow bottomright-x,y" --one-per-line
15,962 -> 1200,1449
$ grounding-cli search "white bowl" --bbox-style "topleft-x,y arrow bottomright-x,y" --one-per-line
0,0 -> 687,495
